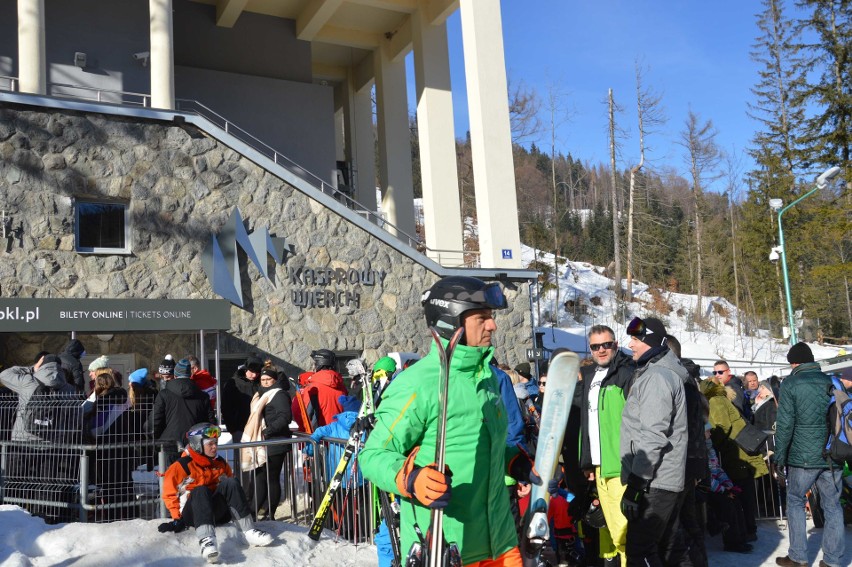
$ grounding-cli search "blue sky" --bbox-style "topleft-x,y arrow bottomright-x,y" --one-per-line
423,1 -> 802,192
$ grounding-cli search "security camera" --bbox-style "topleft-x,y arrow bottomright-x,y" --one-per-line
769,246 -> 782,262
132,51 -> 150,67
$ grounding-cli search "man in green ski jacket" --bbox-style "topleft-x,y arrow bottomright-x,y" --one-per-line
773,342 -> 844,567
359,276 -> 540,566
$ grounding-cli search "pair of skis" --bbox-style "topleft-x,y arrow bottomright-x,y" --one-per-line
307,367 -> 375,541
405,326 -> 464,567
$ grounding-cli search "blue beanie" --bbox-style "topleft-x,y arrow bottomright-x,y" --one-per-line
338,395 -> 362,414
128,368 -> 149,385
174,358 -> 192,379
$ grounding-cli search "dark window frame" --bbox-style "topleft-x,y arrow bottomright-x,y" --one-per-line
75,200 -> 131,254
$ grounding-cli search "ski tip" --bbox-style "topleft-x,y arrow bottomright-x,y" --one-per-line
550,348 -> 580,360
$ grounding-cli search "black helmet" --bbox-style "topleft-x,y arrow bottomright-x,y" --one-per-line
311,349 -> 337,370
186,422 -> 221,453
421,276 -> 508,340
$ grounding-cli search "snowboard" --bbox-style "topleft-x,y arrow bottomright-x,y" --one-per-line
519,348 -> 580,567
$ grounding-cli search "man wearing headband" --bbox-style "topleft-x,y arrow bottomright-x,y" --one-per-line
619,317 -> 689,567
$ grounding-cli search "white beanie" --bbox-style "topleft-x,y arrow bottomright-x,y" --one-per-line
88,355 -> 110,372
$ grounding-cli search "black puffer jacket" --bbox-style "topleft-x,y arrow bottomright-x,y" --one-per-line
257,381 -> 293,456
149,378 -> 211,452
221,370 -> 258,435
58,339 -> 86,392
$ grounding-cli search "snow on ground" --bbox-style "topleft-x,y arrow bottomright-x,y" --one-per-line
2,504 -> 850,566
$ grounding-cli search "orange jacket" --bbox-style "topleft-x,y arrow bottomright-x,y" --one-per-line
162,447 -> 233,520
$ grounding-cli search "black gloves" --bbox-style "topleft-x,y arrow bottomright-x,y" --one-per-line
158,519 -> 186,533
508,445 -> 543,486
620,474 -> 649,521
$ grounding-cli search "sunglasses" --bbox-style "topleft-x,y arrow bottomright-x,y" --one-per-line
539,381 -> 547,386
626,317 -> 646,337
590,341 -> 616,352
713,370 -> 729,375
190,425 -> 221,439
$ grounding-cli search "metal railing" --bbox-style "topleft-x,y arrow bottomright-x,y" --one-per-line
0,395 -> 378,542
0,75 -> 477,265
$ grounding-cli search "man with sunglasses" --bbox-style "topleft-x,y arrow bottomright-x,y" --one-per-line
577,325 -> 635,565
620,317 -> 689,567
712,361 -> 751,421
159,422 -> 273,562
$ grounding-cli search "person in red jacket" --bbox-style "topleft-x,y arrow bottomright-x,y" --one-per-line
291,349 -> 346,432
158,422 -> 273,562
188,355 -> 218,413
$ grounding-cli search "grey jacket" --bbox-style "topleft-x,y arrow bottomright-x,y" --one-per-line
0,361 -> 74,441
620,348 -> 688,493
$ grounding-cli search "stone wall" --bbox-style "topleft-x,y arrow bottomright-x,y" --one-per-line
0,104 -> 533,374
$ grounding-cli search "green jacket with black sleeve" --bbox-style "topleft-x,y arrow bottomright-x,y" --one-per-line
774,362 -> 832,469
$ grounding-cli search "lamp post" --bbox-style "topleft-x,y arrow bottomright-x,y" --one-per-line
770,166 -> 842,345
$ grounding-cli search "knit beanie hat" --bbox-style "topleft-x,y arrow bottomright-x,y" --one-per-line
128,368 -> 149,385
641,318 -> 668,348
158,357 -> 176,376
245,356 -> 263,373
787,342 -> 814,364
174,358 -> 192,379
373,356 -> 397,374
88,355 -> 110,372
338,395 -> 362,414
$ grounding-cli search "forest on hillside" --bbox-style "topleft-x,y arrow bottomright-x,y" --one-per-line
411,0 -> 850,342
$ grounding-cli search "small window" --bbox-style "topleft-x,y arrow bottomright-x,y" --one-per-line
75,201 -> 131,254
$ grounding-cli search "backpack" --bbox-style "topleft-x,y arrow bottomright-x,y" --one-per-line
824,384 -> 852,465
26,385 -> 85,443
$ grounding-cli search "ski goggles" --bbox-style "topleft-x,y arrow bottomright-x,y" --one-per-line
626,317 -> 646,337
479,282 -> 508,309
189,425 -> 221,440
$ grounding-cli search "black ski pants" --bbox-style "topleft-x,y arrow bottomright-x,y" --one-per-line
254,452 -> 287,518
182,476 -> 252,528
626,487 -> 691,567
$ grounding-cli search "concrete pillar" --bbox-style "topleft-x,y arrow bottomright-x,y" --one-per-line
352,83 -> 376,212
374,47 -> 415,240
412,10 -> 464,267
149,0 -> 175,109
459,0 -> 521,269
17,0 -> 46,95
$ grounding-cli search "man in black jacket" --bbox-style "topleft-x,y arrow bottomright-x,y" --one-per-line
577,324 -> 635,564
149,357 -> 212,467
221,356 -> 262,442
58,339 -> 86,392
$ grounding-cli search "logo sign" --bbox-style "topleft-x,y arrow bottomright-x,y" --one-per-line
526,348 -> 550,361
502,249 -> 513,259
0,298 -> 230,333
202,208 -> 294,308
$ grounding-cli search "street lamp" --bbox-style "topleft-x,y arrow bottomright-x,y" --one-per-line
771,166 -> 842,345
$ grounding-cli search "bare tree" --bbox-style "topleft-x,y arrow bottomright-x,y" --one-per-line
545,83 -> 571,323
608,88 -> 623,299
725,150 -> 745,336
508,78 -> 542,145
626,63 -> 666,301
680,110 -> 721,322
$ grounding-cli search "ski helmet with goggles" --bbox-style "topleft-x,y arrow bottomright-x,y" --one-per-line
310,349 -> 337,370
421,276 -> 508,340
186,423 -> 221,453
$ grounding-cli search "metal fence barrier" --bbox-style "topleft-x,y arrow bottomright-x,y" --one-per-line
0,393 -> 378,543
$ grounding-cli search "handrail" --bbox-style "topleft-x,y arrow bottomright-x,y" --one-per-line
0,76 -> 478,266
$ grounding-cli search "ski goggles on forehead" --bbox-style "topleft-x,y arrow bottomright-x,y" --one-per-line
466,282 -> 508,309
190,425 -> 221,439
626,317 -> 646,337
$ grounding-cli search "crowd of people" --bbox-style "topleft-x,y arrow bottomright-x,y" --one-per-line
0,275 -> 850,567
